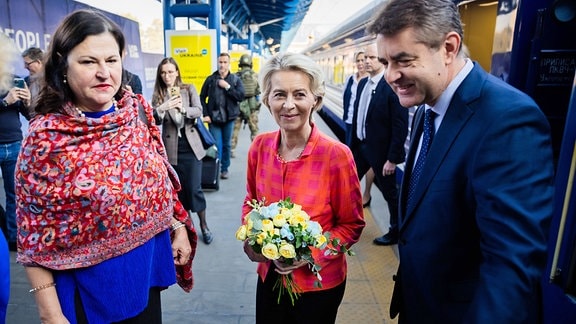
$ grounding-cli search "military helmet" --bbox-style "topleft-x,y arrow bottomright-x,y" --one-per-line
239,54 -> 252,67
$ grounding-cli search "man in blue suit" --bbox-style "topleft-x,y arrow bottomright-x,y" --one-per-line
350,43 -> 408,246
369,0 -> 555,323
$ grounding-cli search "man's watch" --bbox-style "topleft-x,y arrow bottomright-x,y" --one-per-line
1,98 -> 8,107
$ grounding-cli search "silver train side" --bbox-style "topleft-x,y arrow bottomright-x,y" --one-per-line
303,0 -> 576,322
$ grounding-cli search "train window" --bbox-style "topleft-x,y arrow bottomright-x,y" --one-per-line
334,55 -> 345,85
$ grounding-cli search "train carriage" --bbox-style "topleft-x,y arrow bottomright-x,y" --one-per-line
303,0 -> 576,322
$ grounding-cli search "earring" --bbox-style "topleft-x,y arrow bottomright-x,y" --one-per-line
63,75 -> 67,84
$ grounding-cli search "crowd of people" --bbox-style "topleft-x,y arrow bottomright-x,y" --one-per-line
0,0 -> 559,323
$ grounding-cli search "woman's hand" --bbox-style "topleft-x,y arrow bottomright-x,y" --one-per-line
158,95 -> 182,113
169,95 -> 183,112
273,259 -> 308,275
39,312 -> 70,324
243,240 -> 267,263
25,267 -> 69,324
171,226 -> 192,265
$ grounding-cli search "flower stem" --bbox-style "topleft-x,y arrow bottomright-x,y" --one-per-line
273,273 -> 302,306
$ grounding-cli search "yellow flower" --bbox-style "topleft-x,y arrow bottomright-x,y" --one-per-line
235,225 -> 247,240
314,234 -> 327,248
289,212 -> 308,226
279,243 -> 296,259
262,219 -> 274,232
273,214 -> 287,227
262,243 -> 280,260
256,232 -> 267,245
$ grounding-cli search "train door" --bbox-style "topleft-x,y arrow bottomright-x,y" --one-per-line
544,71 -> 576,324
491,0 -> 576,162
458,0 -> 499,71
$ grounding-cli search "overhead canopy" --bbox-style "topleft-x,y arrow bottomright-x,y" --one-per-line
170,0 -> 313,53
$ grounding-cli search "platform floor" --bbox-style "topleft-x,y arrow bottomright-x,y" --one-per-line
4,108 -> 399,323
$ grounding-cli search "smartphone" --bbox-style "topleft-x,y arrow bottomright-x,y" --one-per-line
169,86 -> 180,96
13,77 -> 26,89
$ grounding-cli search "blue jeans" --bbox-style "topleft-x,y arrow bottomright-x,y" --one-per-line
209,120 -> 234,173
0,141 -> 20,243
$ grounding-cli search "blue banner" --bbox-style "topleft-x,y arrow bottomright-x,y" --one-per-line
0,0 -> 149,98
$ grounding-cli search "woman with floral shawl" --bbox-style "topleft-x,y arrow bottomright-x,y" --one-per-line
15,10 -> 196,323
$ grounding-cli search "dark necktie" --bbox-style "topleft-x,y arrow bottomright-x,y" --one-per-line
407,108 -> 437,208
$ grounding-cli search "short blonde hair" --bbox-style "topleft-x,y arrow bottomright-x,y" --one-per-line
259,52 -> 325,113
0,34 -> 19,93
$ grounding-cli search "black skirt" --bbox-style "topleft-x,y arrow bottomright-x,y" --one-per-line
172,150 -> 207,212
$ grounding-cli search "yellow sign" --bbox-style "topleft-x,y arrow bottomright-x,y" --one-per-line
252,56 -> 262,74
229,50 -> 262,74
165,30 -> 217,93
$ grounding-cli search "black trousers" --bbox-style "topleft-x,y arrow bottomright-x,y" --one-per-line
354,142 -> 399,235
256,267 -> 346,324
74,287 -> 162,323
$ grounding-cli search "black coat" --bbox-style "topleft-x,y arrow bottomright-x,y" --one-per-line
199,71 -> 245,124
350,76 -> 408,172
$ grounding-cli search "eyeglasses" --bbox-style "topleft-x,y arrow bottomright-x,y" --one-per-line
160,70 -> 176,76
24,60 -> 38,68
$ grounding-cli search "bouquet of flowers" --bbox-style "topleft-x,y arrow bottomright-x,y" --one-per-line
236,197 -> 354,305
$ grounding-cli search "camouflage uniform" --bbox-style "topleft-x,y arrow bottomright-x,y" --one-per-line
232,55 -> 260,155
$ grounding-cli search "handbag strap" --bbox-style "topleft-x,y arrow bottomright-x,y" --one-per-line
137,101 -> 150,127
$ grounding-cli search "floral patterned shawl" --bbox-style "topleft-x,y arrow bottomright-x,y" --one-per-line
16,94 -> 196,292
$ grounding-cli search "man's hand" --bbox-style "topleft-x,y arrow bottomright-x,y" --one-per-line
218,79 -> 230,90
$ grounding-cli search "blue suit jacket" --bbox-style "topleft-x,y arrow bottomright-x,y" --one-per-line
392,63 -> 555,323
351,77 -> 408,172
342,75 -> 354,122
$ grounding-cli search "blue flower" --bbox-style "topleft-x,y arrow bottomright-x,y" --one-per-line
306,221 -> 322,236
261,203 -> 279,219
280,224 -> 295,240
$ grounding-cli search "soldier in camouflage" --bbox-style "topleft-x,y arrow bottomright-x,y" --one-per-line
231,54 -> 260,157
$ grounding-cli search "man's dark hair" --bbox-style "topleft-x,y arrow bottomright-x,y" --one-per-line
22,47 -> 44,61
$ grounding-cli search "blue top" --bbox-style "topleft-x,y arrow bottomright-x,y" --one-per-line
54,231 -> 176,323
82,104 -> 117,118
52,107 -> 177,323
0,95 -> 29,143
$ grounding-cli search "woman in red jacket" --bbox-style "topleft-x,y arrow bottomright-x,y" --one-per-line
241,52 -> 365,323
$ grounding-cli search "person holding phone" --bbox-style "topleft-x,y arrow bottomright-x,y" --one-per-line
1,73 -> 32,252
2,77 -> 31,108
152,57 -> 214,245
13,78 -> 26,89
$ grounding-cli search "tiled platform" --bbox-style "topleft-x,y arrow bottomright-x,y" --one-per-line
4,108 -> 399,323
